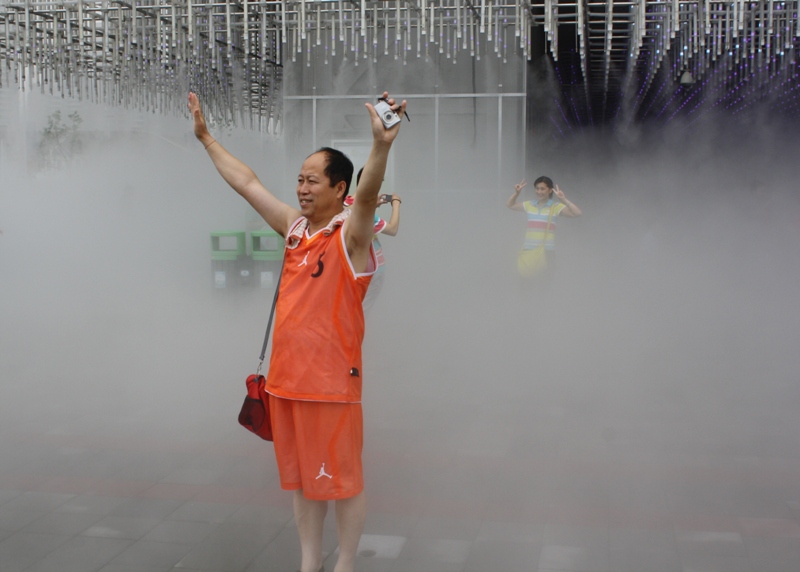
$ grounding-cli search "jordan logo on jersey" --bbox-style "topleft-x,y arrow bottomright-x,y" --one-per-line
315,462 -> 333,480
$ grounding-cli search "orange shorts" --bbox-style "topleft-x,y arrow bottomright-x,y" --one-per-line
269,395 -> 363,501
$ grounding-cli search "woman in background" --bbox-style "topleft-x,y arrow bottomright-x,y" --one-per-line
506,176 -> 582,290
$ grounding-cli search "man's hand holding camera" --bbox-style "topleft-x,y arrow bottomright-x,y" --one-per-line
366,91 -> 407,146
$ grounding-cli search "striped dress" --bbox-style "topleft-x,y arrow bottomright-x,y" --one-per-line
523,199 -> 566,251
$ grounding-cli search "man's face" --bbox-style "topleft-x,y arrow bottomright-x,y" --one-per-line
296,152 -> 343,220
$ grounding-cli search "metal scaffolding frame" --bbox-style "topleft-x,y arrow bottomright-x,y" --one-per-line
0,1 -> 798,129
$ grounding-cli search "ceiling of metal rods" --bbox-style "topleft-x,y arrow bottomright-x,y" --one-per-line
0,0 -> 798,130
538,0 -> 800,127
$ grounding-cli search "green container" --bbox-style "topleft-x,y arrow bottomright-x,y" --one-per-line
210,231 -> 247,288
250,230 -> 284,288
210,231 -> 246,261
250,229 -> 284,262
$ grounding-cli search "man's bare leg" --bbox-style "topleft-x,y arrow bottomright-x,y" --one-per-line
294,490 -> 327,572
332,491 -> 366,572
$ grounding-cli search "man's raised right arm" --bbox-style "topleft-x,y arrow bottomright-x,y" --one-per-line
188,93 -> 298,237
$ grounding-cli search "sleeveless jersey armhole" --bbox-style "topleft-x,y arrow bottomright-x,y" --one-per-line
339,228 -> 377,278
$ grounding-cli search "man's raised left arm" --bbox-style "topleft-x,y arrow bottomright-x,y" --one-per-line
345,92 -> 407,273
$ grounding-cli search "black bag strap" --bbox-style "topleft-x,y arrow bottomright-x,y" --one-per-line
256,255 -> 286,377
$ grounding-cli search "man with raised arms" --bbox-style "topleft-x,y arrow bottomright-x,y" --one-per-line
188,91 -> 406,572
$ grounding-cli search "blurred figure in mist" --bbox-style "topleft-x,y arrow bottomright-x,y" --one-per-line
345,167 -> 402,315
506,176 -> 582,291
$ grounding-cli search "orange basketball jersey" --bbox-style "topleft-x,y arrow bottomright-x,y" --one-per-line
266,218 -> 375,403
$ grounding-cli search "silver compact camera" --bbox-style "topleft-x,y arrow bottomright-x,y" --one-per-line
374,99 -> 401,129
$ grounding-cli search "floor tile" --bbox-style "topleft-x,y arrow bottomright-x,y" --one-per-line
242,524 -> 337,572
175,522 -> 284,570
609,547 -> 683,572
675,529 -> 747,558
0,509 -> 48,532
143,520 -> 219,544
350,533 -> 407,559
105,539 -> 194,568
23,535 -> 133,572
82,515 -> 163,540
410,514 -> 482,540
347,556 -> 396,572
391,559 -> 466,572
22,511 -> 102,535
166,500 -> 241,523
737,517 -> 800,539
54,494 -> 130,515
0,491 -> 75,513
138,482 -> 207,501
110,497 -> 184,519
463,539 -> 540,572
608,526 -> 676,553
397,537 -> 472,564
543,523 -> 610,549
679,552 -> 756,572
98,566 -> 174,572
225,503 -> 294,527
743,536 -> 800,572
361,511 -> 418,538
0,531 -> 71,572
475,520 -> 544,544
0,489 -> 23,506
538,544 -> 610,572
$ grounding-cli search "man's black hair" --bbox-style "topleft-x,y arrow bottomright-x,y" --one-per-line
314,147 -> 354,199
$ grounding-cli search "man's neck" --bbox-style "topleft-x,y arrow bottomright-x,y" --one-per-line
306,206 -> 345,234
